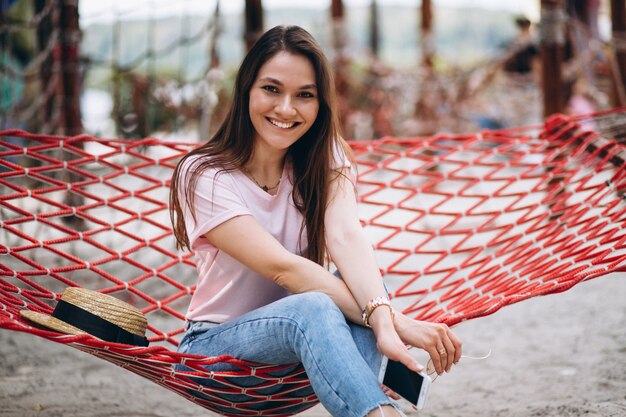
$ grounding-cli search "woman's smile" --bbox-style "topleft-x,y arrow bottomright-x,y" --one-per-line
267,117 -> 299,129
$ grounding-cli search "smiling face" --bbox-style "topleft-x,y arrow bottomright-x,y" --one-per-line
248,51 -> 320,156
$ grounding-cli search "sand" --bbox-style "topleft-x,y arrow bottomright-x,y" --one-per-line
1,273 -> 625,417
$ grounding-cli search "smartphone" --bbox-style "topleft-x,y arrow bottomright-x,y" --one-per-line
378,357 -> 432,410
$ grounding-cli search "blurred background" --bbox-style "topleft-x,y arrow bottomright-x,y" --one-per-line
1,0 -> 624,142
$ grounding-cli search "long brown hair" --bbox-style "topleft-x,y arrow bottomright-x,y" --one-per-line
169,25 -> 350,265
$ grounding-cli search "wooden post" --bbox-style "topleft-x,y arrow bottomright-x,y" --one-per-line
330,0 -> 350,137
369,0 -> 379,57
59,0 -> 82,136
540,0 -> 566,117
34,0 -> 58,133
209,0 -> 221,70
331,0 -> 344,21
331,0 -> 346,51
611,0 -> 626,106
244,0 -> 264,51
199,0 -> 222,139
421,0 -> 434,67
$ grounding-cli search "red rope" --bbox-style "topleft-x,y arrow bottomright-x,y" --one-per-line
2,110 -> 626,416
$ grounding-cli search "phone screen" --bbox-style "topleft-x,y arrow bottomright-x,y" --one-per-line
381,358 -> 431,409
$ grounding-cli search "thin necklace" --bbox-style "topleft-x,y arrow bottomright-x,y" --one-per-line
241,166 -> 281,193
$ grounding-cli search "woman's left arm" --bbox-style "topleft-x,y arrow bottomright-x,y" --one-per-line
325,171 -> 462,374
324,170 -> 389,314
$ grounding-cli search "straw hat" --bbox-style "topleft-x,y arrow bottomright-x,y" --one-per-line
21,287 -> 149,346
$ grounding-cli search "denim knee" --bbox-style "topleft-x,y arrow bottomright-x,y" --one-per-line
289,292 -> 342,321
293,291 -> 336,310
278,292 -> 347,341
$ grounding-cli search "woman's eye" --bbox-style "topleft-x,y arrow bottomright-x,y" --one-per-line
262,85 -> 279,93
298,92 -> 315,99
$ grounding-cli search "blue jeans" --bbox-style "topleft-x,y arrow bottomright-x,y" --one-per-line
176,292 -> 396,416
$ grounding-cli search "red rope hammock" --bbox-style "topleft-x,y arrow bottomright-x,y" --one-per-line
1,111 -> 625,416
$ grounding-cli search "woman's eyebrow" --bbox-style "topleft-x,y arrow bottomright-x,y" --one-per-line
258,77 -> 317,90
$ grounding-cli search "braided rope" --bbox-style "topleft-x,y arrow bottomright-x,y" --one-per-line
1,110 -> 626,416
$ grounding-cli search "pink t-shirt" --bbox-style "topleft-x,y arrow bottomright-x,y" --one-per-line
181,154 -> 350,323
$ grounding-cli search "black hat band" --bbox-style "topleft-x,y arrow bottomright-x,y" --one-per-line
52,299 -> 149,347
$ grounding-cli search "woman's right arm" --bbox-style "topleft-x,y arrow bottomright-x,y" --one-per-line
177,161 -> 361,319
202,214 -> 366,323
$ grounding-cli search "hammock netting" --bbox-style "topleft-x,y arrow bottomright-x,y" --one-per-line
1,111 -> 626,416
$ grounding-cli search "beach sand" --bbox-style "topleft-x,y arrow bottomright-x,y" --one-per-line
1,273 -> 625,417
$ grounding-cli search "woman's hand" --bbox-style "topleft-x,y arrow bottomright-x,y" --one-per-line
393,313 -> 462,375
381,385 -> 401,400
368,308 -> 424,373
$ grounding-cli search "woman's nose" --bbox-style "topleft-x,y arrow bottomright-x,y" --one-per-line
275,96 -> 297,117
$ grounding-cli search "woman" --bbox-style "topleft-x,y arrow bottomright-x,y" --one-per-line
170,25 -> 461,417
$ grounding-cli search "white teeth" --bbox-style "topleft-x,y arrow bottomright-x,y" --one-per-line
269,118 -> 295,129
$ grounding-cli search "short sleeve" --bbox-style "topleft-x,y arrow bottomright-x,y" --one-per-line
179,158 -> 252,250
332,140 -> 357,185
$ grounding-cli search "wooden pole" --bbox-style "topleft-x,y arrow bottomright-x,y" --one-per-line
59,0 -> 82,135
369,0 -> 379,57
331,0 -> 344,21
540,0 -> 566,117
244,0 -> 264,51
34,0 -> 57,133
112,16 -> 122,137
610,0 -> 626,106
421,0 -> 433,67
209,0 -> 221,70
200,0 -> 222,139
331,0 -> 345,51
330,0 -> 350,137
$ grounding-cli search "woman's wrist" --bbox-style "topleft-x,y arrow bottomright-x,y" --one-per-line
361,296 -> 394,328
392,311 -> 411,337
367,305 -> 395,333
